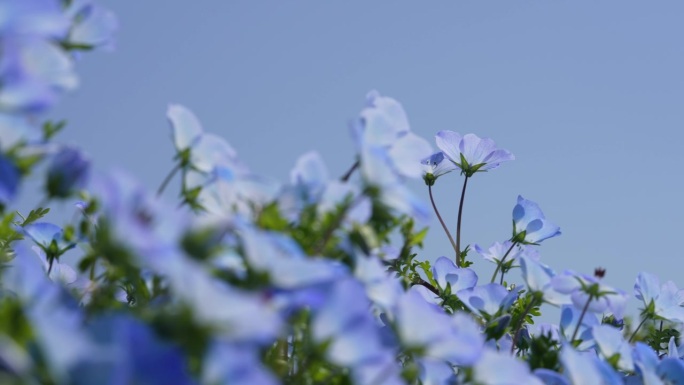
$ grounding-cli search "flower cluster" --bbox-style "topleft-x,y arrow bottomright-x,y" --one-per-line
2,3 -> 684,385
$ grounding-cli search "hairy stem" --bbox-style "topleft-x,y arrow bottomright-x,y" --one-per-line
429,185 -> 459,259
511,296 -> 539,354
629,316 -> 650,343
490,242 -> 517,283
455,176 -> 469,266
340,160 -> 359,182
571,294 -> 594,342
156,163 -> 181,197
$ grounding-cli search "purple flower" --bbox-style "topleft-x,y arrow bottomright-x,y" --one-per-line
435,130 -> 514,177
46,146 -> 90,198
512,195 -> 561,244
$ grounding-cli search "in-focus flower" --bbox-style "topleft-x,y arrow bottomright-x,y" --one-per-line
421,151 -> 457,186
46,146 -> 90,198
435,130 -> 514,177
512,195 -> 561,244
634,271 -> 684,323
431,256 -> 478,294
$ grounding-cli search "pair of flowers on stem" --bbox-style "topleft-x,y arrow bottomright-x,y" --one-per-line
421,130 -> 561,276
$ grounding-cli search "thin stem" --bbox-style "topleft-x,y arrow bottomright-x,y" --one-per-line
511,296 -> 539,354
340,160 -> 359,182
629,316 -> 650,343
571,294 -> 594,342
156,163 -> 181,197
428,185 -> 458,258
312,196 -> 361,255
490,242 -> 517,283
455,176 -> 469,266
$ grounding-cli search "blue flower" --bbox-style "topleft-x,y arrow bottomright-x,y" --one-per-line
456,283 -> 520,319
421,151 -> 457,186
551,271 -> 628,319
65,0 -> 118,51
0,153 -> 19,206
435,130 -> 514,177
431,256 -> 478,293
634,271 -> 684,323
46,146 -> 90,198
472,348 -> 545,385
512,195 -> 561,244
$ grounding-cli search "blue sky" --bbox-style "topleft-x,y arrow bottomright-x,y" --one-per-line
47,1 -> 684,316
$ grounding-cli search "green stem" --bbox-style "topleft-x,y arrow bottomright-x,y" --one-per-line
428,185 -> 459,260
629,316 -> 650,343
490,242 -> 517,283
571,294 -> 594,342
156,163 -> 181,197
455,176 -> 469,266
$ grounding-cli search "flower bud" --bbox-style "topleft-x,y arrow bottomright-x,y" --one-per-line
46,146 -> 90,198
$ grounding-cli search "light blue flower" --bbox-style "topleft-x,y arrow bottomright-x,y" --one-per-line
592,324 -> 633,371
472,348 -> 544,385
431,256 -> 478,293
456,283 -> 520,319
634,271 -> 684,323
560,344 -> 623,385
421,151 -> 457,186
552,271 -> 628,318
512,195 -> 561,244
65,0 -> 118,51
202,342 -> 277,385
435,130 -> 514,177
519,255 -> 571,307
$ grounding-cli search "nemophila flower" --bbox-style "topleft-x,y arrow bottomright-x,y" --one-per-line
418,358 -> 457,385
592,324 -> 634,371
634,272 -> 684,323
167,104 -> 246,177
472,348 -> 544,385
421,151 -> 457,186
312,278 -> 388,367
560,344 -> 623,385
352,90 -> 433,179
435,130 -> 514,177
72,316 -> 197,385
474,240 -> 539,265
64,0 -> 118,51
351,351 -> 405,385
0,153 -> 19,205
361,144 -> 430,223
46,146 -> 90,198
396,289 -> 484,365
0,113 -> 42,151
159,255 -> 282,344
558,305 -> 599,347
431,256 -> 478,294
533,369 -> 570,385
456,283 -> 520,319
202,342 -> 277,385
20,222 -> 75,261
512,195 -> 561,244
354,254 -> 403,311
551,271 -> 628,318
519,255 -> 571,307
92,171 -> 187,258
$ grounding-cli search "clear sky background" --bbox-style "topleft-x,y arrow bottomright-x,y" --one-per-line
45,2 -> 684,318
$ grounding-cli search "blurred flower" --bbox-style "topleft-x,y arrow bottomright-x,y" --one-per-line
519,255 -> 570,307
472,348 -> 544,385
456,283 -> 520,319
0,153 -> 19,205
435,131 -> 514,177
512,195 -> 561,244
46,146 -> 90,198
592,324 -> 633,371
551,271 -> 628,319
64,0 -> 118,51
